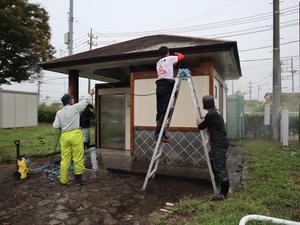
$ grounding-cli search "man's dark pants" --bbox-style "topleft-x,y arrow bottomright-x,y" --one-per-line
155,79 -> 175,138
209,147 -> 229,196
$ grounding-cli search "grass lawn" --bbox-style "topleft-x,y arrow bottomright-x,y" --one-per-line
160,140 -> 300,225
0,123 -> 95,163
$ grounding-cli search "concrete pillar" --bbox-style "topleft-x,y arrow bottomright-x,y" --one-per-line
280,110 -> 289,148
68,70 -> 79,103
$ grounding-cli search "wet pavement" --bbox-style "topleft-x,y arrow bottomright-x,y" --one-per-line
0,167 -> 212,225
0,145 -> 243,225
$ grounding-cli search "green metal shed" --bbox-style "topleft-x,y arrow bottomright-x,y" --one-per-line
226,95 -> 244,140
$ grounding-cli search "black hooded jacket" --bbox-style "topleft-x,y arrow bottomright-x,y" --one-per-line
198,109 -> 229,149
80,107 -> 94,128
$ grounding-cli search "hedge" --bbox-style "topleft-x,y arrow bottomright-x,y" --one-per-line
244,113 -> 299,139
38,103 -> 61,123
38,104 -> 96,125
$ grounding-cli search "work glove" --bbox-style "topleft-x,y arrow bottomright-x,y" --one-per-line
174,52 -> 184,61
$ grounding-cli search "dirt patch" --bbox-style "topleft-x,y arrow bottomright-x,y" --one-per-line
0,144 -> 244,225
0,164 -> 211,225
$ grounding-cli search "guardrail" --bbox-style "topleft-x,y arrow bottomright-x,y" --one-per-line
239,215 -> 300,225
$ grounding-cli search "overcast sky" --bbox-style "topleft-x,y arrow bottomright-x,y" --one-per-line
2,0 -> 299,101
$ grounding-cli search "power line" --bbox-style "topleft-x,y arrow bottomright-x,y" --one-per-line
241,55 -> 300,62
65,7 -> 298,54
75,18 -> 91,30
74,44 -> 89,52
206,19 -> 298,38
213,21 -> 298,39
94,6 -> 297,37
170,0 -> 245,25
70,26 -> 299,55
240,40 -> 299,52
92,21 -> 297,50
258,75 -> 272,86
73,40 -> 88,50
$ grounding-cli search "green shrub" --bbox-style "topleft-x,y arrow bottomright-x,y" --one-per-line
244,113 -> 299,139
38,103 -> 61,123
244,114 -> 271,139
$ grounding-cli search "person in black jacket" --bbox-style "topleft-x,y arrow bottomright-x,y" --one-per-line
196,95 -> 229,200
80,104 -> 94,149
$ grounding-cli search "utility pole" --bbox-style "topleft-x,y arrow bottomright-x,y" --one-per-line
257,85 -> 261,101
271,0 -> 281,140
248,81 -> 253,100
298,1 -> 300,141
87,28 -> 97,93
231,80 -> 234,95
68,0 -> 74,55
290,57 -> 295,93
37,79 -> 42,104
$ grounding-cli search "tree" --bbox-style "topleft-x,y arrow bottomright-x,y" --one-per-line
244,100 -> 264,113
234,90 -> 247,97
0,0 -> 55,85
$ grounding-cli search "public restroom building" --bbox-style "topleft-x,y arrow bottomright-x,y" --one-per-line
41,34 -> 241,165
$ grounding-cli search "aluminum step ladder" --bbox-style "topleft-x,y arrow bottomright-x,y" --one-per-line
140,68 -> 218,194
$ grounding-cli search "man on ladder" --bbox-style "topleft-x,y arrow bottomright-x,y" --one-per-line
141,53 -> 219,194
142,45 -> 224,198
197,95 -> 230,200
155,46 -> 184,143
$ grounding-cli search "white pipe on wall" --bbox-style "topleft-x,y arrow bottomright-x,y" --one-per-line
239,215 -> 300,225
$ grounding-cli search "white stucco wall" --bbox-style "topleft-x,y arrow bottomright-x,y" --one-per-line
134,75 -> 210,127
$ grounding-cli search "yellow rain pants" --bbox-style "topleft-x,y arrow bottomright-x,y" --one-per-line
59,129 -> 85,184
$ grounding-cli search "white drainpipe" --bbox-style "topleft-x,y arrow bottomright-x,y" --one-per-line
239,215 -> 300,225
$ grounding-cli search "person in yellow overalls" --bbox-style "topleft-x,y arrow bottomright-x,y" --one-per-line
53,88 -> 95,186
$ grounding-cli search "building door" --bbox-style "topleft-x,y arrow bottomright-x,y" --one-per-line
100,94 -> 126,149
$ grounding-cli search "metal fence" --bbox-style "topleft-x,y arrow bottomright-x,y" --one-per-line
133,130 -> 208,168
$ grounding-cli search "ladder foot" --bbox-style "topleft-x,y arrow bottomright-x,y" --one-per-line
151,174 -> 156,179
138,187 -> 146,192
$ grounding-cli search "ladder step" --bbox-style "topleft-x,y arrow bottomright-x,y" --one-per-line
155,152 -> 162,161
149,168 -> 157,178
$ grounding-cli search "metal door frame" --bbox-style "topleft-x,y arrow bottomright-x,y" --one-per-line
95,83 -> 130,149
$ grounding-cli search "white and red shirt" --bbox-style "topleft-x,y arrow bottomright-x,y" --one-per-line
156,56 -> 179,80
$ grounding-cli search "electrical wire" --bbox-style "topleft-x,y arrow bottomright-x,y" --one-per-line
65,23 -> 299,56
240,40 -> 299,52
95,6 -> 298,37
73,41 -> 88,50
171,0 -> 245,25
101,84 -> 156,96
213,21 -> 298,39
241,55 -> 300,63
